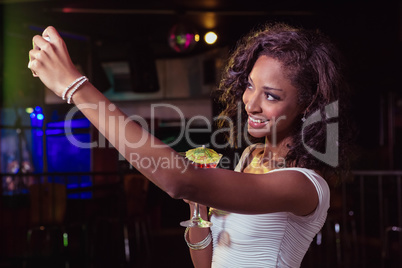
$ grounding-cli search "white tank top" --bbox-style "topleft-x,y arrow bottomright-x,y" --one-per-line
210,147 -> 330,268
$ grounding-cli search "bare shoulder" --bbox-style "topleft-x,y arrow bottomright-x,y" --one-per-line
266,168 -> 320,216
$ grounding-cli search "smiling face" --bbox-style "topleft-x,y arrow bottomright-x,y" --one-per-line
242,55 -> 302,144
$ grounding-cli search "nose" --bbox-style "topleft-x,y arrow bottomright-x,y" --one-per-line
243,89 -> 262,114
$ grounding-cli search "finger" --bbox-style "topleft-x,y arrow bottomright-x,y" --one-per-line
28,48 -> 39,64
42,26 -> 61,43
27,58 -> 38,77
32,35 -> 41,50
28,49 -> 45,76
27,59 -> 38,77
32,35 -> 50,50
28,49 -> 35,72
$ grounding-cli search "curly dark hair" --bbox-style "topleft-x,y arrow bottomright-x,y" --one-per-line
216,22 -> 355,182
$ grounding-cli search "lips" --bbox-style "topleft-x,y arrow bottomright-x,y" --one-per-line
248,116 -> 269,128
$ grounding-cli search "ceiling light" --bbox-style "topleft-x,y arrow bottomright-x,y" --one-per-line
204,31 -> 217,45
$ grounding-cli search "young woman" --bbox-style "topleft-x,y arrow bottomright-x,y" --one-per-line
28,22 -> 352,267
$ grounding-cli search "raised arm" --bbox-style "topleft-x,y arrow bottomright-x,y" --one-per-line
28,26 -> 319,217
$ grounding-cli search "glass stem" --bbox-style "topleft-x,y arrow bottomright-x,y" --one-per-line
193,202 -> 201,219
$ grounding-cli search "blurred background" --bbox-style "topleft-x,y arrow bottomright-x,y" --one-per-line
0,0 -> 402,267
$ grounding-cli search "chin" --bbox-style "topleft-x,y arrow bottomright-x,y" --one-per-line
247,129 -> 269,139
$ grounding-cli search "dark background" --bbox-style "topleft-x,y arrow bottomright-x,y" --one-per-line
1,1 -> 402,267
2,0 -> 402,169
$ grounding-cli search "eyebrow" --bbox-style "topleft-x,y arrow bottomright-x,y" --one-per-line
248,77 -> 283,92
262,85 -> 283,92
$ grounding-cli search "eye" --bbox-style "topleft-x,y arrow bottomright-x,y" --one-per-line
246,82 -> 253,90
264,92 -> 280,101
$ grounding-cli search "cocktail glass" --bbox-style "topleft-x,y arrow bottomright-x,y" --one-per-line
179,146 -> 221,228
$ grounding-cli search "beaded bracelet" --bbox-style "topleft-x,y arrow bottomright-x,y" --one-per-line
62,76 -> 87,100
184,227 -> 212,250
67,77 -> 88,104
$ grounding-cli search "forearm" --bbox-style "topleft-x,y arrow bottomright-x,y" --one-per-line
71,82 -> 187,194
187,204 -> 213,268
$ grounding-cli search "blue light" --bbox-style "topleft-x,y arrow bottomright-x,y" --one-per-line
48,118 -> 90,129
30,106 -> 44,128
46,129 -> 64,135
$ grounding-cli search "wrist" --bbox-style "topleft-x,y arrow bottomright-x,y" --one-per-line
60,75 -> 88,104
69,81 -> 92,104
184,227 -> 212,250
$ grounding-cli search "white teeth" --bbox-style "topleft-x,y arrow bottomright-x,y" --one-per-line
249,117 -> 267,124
